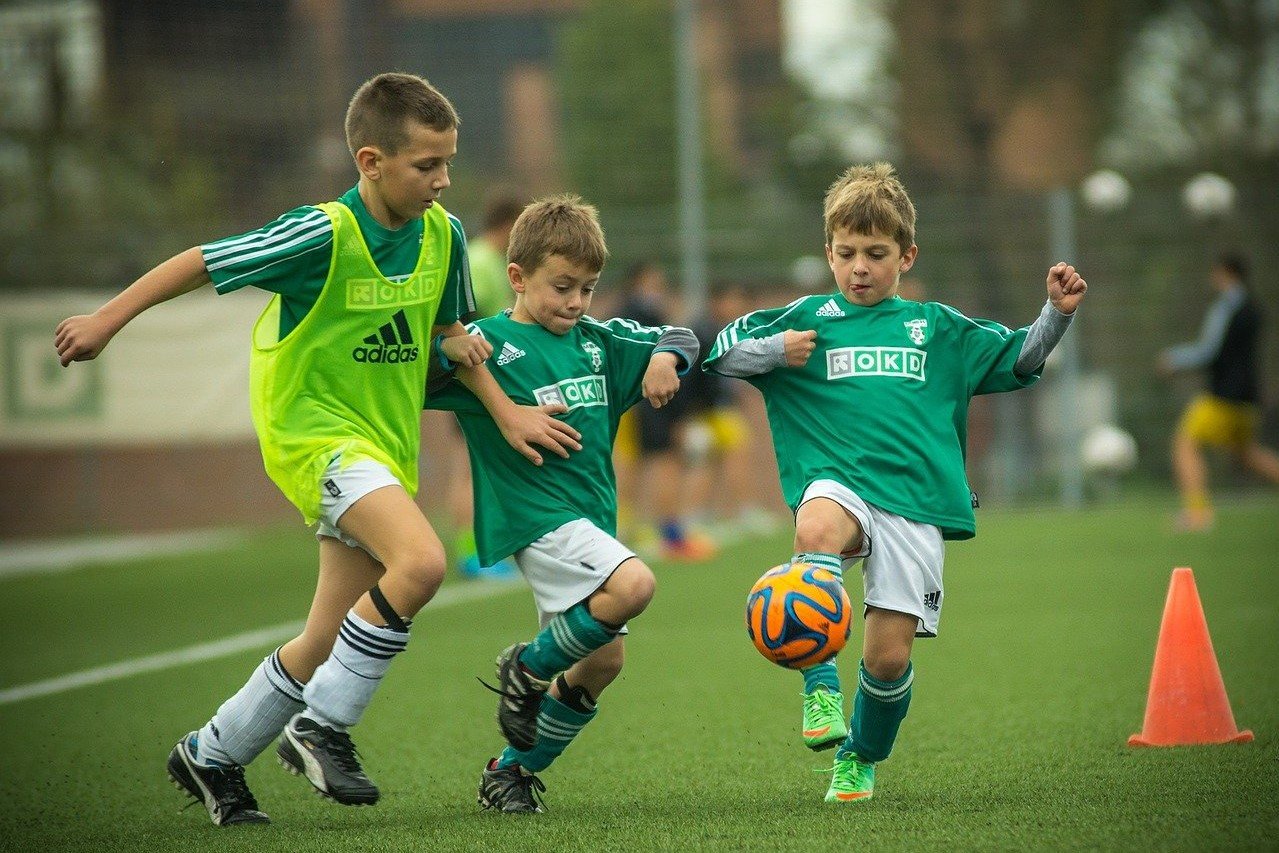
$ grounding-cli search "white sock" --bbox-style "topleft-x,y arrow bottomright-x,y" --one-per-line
197,648 -> 303,766
302,610 -> 408,729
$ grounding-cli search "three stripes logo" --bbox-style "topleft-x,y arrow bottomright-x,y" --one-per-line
815,298 -> 845,318
923,590 -> 941,612
496,341 -> 526,366
352,309 -> 420,364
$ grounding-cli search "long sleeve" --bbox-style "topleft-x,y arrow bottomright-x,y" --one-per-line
1014,300 -> 1075,377
1163,287 -> 1245,371
711,332 -> 787,377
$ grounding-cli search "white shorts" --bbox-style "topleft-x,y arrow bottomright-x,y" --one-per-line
314,456 -> 403,558
514,519 -> 637,633
800,479 -> 945,637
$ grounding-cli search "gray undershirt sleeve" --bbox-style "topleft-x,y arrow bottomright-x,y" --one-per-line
713,332 -> 787,377
1015,301 -> 1075,376
1163,287 -> 1243,371
653,326 -> 700,375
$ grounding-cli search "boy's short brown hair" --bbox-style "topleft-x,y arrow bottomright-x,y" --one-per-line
508,195 -> 609,274
344,72 -> 460,156
823,162 -> 917,253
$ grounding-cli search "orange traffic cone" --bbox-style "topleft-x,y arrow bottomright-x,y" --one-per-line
1128,567 -> 1253,747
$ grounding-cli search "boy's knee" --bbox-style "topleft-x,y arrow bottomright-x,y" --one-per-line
608,559 -> 656,615
794,513 -> 852,554
863,650 -> 911,682
387,544 -> 447,597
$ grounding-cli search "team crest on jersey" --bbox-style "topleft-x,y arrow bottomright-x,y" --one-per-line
534,375 -> 609,410
582,341 -> 603,373
904,318 -> 928,345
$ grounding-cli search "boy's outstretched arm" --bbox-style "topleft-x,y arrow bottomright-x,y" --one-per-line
1014,261 -> 1088,376
55,247 -> 211,366
711,329 -> 817,377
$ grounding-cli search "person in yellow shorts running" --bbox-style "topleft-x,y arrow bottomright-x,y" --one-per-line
1158,253 -> 1279,531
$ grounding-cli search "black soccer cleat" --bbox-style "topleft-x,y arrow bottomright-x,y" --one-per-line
166,732 -> 270,826
488,642 -> 549,752
478,758 -> 546,814
276,714 -> 379,806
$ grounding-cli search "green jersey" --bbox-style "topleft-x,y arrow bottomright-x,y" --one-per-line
202,186 -> 473,337
427,314 -> 684,565
704,293 -> 1040,540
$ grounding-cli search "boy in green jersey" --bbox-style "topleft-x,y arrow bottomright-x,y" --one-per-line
426,196 -> 699,813
55,73 -> 578,826
703,163 -> 1088,802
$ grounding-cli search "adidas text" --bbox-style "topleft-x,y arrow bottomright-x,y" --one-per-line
352,345 -> 419,364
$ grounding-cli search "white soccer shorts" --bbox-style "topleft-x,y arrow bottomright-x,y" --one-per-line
800,479 -> 946,637
514,519 -> 637,633
314,455 -> 404,558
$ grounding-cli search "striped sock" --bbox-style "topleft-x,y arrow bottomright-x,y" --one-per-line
303,610 -> 408,729
518,602 -> 618,680
496,691 -> 596,773
841,660 -> 913,763
196,647 -> 303,766
793,552 -> 842,575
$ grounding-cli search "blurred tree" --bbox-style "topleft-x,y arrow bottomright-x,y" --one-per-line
1102,0 -> 1279,168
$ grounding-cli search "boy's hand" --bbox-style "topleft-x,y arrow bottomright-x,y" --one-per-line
440,333 -> 493,368
643,352 -> 681,408
55,313 -> 120,367
784,329 -> 817,367
1047,262 -> 1087,315
496,402 -> 583,466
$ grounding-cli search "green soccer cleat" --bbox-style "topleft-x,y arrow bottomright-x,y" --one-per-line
824,752 -> 875,803
802,686 -> 848,751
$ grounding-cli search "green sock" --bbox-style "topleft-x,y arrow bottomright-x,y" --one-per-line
497,691 -> 597,773
841,660 -> 912,763
792,552 -> 842,574
518,602 -> 618,680
801,660 -> 841,694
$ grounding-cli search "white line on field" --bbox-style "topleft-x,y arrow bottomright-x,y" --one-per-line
0,579 -> 524,706
0,529 -> 246,579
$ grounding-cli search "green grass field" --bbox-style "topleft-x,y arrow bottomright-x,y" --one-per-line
2,496 -> 1276,852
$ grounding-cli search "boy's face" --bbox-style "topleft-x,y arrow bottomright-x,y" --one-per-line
825,227 -> 917,307
359,121 -> 457,227
510,254 -> 600,335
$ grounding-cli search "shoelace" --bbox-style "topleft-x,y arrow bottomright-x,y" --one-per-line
218,765 -> 261,809
508,770 -> 547,812
805,688 -> 842,718
320,728 -> 365,775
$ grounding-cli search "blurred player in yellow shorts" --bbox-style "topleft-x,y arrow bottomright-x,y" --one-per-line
1159,254 -> 1279,531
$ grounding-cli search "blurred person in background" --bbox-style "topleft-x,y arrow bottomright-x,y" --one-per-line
683,281 -> 780,539
612,261 -> 715,560
451,188 -> 527,578
1158,253 -> 1279,532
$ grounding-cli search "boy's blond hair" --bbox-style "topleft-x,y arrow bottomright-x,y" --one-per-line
345,72 -> 460,156
823,162 -> 916,253
508,195 -> 609,274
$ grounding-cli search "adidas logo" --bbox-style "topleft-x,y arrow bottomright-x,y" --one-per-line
496,341 -> 526,366
815,298 -> 845,318
923,590 -> 940,612
352,309 -> 420,364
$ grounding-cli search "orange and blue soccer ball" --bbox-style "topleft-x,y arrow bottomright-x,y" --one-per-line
746,562 -> 852,669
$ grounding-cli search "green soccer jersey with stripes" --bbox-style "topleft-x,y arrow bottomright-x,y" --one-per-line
201,185 -> 474,337
703,292 -> 1040,540
427,314 -> 680,565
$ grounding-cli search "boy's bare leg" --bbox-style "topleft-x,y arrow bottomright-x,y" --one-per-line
278,485 -> 445,805
792,497 -> 863,748
1171,431 -> 1213,530
277,537 -> 385,682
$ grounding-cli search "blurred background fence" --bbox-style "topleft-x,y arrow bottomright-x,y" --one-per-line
1,0 -> 1276,537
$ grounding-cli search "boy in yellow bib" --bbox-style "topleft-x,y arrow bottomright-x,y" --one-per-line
55,73 -> 579,826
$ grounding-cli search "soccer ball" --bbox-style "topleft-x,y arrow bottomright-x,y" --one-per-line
1081,423 -> 1138,474
746,562 -> 852,669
